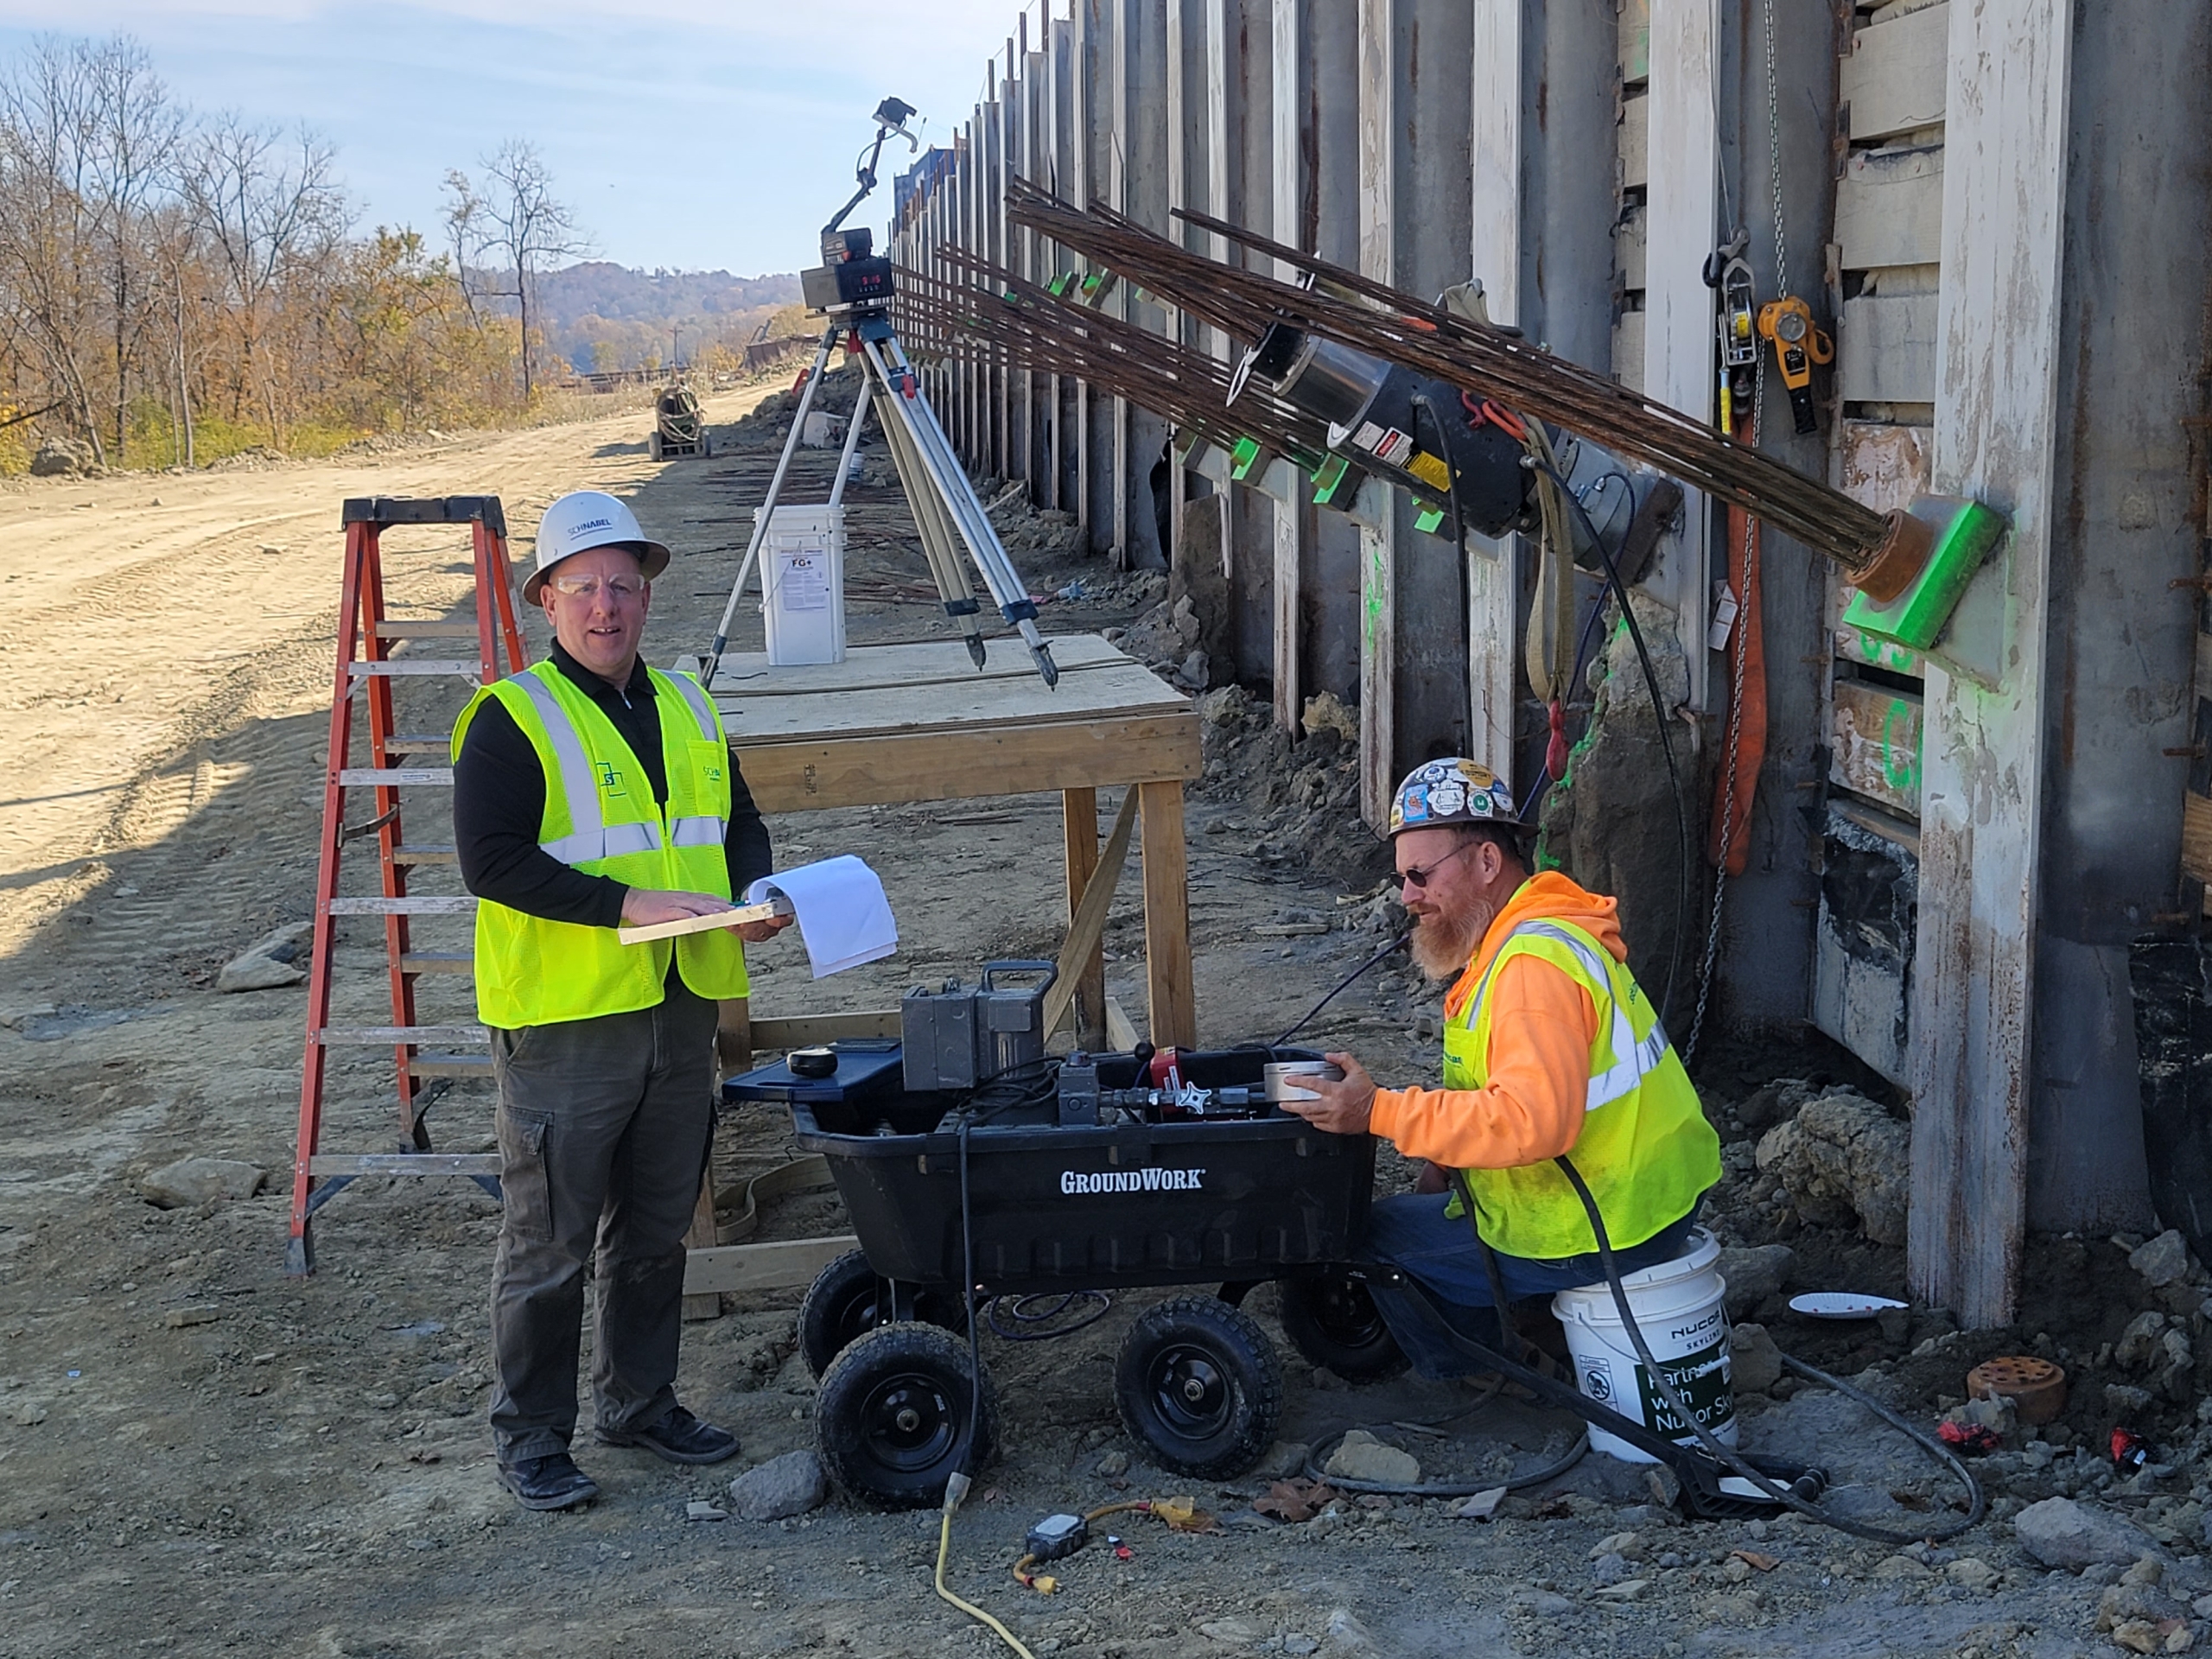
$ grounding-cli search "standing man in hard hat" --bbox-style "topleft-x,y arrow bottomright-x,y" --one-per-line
1277,759 -> 1720,1377
453,489 -> 790,1510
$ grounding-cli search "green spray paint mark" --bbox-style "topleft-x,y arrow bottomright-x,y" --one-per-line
1853,629 -> 1921,675
1880,698 -> 1922,796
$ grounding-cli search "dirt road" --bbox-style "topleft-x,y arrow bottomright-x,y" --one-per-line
0,391 -> 2166,1658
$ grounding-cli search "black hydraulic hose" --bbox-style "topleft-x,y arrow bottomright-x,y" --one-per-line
957,1117 -> 984,1475
1274,927 -> 1414,1046
1552,1154 -> 1986,1545
1300,1427 -> 1589,1498
1529,456 -> 1690,1023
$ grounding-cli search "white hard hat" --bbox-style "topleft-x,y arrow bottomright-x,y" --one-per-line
524,490 -> 671,602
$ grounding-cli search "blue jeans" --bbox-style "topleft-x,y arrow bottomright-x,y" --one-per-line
1357,1190 -> 1706,1380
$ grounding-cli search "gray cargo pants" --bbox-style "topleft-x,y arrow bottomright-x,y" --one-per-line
486,978 -> 719,1465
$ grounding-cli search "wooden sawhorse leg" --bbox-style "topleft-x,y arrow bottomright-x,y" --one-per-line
1139,779 -> 1196,1048
1061,786 -> 1109,1052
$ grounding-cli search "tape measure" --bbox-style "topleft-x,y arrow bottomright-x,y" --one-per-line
1755,296 -> 1834,435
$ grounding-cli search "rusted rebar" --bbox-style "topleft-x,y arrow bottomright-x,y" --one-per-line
999,178 -> 1900,575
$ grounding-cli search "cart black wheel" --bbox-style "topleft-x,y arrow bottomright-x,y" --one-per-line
702,437 -> 715,458
648,430 -> 663,461
1114,1295 -> 1281,1479
1279,1270 -> 1409,1382
814,1322 -> 997,1510
797,1249 -> 969,1379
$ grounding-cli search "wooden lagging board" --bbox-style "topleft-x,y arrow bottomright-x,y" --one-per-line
2185,627 -> 2212,912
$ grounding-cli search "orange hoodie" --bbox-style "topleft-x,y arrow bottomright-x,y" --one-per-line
1368,871 -> 1622,1171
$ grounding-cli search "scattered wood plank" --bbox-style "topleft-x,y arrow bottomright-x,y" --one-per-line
682,1236 -> 860,1297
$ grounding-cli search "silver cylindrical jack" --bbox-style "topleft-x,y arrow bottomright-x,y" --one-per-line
1264,1060 -> 1345,1103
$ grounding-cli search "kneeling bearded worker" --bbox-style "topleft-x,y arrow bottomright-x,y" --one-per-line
1276,758 -> 1722,1376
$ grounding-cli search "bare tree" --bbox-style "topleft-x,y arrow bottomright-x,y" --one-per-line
181,112 -> 346,439
462,139 -> 588,400
0,35 -> 107,462
80,36 -> 182,462
439,166 -> 484,324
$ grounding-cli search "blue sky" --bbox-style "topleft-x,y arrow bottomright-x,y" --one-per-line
0,1 -> 1042,273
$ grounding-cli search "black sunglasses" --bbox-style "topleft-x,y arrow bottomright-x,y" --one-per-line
1397,839 -> 1478,891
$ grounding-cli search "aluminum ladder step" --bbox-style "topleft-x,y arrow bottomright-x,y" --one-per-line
372,620 -> 482,639
410,1053 -> 493,1077
308,1153 -> 500,1176
399,950 -> 474,975
336,767 -> 453,787
327,895 -> 475,916
316,1024 -> 488,1046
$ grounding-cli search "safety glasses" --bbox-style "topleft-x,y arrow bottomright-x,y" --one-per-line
548,575 -> 648,602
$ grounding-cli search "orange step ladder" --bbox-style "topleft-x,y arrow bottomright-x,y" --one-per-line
286,495 -> 530,1275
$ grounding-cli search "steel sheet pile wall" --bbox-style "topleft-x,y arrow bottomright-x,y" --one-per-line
884,0 -> 2212,1324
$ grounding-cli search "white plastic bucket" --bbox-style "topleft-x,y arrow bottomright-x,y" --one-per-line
1551,1227 -> 1735,1464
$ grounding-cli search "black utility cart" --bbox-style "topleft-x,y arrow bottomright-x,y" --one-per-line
724,1041 -> 1393,1508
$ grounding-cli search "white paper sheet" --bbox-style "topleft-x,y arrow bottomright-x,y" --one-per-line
745,855 -> 898,979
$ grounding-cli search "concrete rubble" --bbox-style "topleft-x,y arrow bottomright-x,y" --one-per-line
726,1449 -> 828,1521
139,1156 -> 265,1208
1753,1090 -> 1912,1247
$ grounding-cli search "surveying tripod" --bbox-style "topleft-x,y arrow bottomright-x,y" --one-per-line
702,99 -> 1059,693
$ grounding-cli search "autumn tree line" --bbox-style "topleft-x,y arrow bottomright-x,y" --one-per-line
0,34 -> 595,474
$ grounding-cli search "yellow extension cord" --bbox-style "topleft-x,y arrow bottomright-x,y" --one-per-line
933,1475 -> 1038,1659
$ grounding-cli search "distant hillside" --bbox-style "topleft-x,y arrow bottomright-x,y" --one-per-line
533,263 -> 800,327
482,263 -> 805,376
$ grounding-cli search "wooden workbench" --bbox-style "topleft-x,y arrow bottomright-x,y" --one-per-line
708,632 -> 1203,1050
675,633 -> 1199,1310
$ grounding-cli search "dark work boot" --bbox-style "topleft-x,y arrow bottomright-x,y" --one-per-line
594,1404 -> 740,1465
499,1452 -> 600,1510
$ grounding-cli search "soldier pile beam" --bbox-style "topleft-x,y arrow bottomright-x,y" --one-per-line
893,249 -> 1333,480
1002,179 -> 1902,582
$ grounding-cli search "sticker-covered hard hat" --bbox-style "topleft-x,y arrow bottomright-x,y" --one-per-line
1388,758 -> 1518,837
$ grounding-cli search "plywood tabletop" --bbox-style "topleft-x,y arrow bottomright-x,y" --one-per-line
711,633 -> 1192,746
708,633 -> 1130,700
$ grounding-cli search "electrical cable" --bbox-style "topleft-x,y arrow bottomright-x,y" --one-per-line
928,1116 -> 1039,1659
1012,1499 -> 1155,1592
985,1290 -> 1112,1342
1530,455 -> 1692,1020
1272,926 -> 1415,1046
936,1503 -> 1036,1659
1552,1154 -> 1986,1545
1300,1427 -> 1589,1498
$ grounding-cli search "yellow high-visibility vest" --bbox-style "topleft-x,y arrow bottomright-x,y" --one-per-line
453,661 -> 750,1027
1442,918 -> 1719,1258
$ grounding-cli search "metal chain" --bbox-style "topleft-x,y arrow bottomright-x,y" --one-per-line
1687,0 -> 1786,1066
1765,0 -> 1787,302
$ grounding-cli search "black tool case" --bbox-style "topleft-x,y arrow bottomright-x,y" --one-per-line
730,1044 -> 1374,1293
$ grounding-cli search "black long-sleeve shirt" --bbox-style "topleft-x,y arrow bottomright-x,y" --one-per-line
454,642 -> 772,928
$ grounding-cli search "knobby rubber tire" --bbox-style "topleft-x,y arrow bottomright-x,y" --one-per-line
798,1249 -> 969,1379
1114,1294 -> 1282,1480
814,1321 -> 999,1510
1278,1271 -> 1410,1382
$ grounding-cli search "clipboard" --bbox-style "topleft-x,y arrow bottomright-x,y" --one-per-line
616,896 -> 794,945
